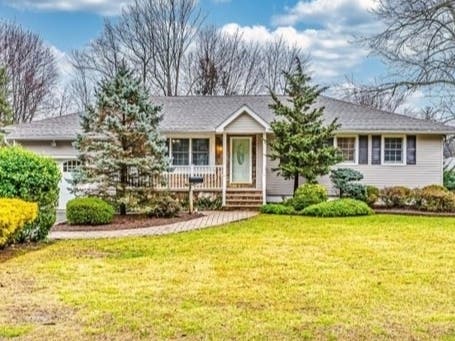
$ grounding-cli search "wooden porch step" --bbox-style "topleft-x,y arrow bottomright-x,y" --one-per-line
225,204 -> 262,210
226,195 -> 263,200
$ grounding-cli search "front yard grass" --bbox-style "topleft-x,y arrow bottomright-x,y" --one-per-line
1,214 -> 455,340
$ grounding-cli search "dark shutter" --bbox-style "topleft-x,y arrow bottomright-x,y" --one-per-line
326,137 -> 334,147
372,135 -> 381,165
359,135 -> 368,164
407,135 -> 417,165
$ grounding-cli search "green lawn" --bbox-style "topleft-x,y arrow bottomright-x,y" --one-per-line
1,215 -> 455,340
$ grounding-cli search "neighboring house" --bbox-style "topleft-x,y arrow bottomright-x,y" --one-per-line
6,96 -> 455,209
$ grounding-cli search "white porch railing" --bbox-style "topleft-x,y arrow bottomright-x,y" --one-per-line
160,165 -> 223,190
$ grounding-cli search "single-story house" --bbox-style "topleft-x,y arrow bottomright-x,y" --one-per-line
6,95 -> 455,209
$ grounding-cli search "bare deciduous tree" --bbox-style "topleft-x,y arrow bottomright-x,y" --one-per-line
186,27 -> 309,96
339,76 -> 409,112
364,0 -> 455,119
263,37 -> 308,94
0,21 -> 58,123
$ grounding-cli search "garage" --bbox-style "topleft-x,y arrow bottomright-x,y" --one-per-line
58,160 -> 79,209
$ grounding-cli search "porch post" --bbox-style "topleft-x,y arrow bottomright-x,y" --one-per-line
222,132 -> 227,206
262,132 -> 267,205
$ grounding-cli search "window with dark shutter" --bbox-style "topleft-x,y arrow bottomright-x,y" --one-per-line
359,135 -> 368,164
372,135 -> 381,165
407,135 -> 416,165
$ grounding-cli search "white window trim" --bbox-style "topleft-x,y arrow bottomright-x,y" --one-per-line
335,135 -> 358,165
230,136 -> 253,184
382,135 -> 407,166
166,135 -> 214,167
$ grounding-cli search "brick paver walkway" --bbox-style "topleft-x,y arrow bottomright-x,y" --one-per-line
49,211 -> 258,240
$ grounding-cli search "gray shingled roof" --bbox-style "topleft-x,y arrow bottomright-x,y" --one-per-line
7,95 -> 455,141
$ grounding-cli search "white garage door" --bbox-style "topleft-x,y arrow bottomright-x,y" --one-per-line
58,160 -> 80,209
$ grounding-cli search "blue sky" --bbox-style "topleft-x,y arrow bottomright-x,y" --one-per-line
0,0 -> 385,88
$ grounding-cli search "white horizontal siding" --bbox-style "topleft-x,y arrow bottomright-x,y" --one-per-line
15,140 -> 77,160
267,134 -> 444,197
225,113 -> 265,133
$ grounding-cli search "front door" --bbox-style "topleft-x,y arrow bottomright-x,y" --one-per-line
230,137 -> 252,183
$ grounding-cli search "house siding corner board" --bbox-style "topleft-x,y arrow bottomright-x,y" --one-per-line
266,134 -> 444,199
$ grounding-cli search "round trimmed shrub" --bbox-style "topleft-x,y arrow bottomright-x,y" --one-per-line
67,197 -> 115,225
0,147 -> 61,242
293,183 -> 328,211
302,199 -> 374,217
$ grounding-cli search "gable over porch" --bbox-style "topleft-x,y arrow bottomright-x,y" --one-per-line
163,105 -> 270,208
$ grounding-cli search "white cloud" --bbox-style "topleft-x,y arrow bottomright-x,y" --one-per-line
50,45 -> 73,82
273,0 -> 378,27
221,23 -> 370,81
2,0 -> 133,15
220,0 -> 382,83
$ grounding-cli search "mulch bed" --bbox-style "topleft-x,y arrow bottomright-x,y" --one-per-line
52,212 -> 204,232
374,208 -> 455,217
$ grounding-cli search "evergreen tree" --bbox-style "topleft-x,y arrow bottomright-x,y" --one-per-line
268,58 -> 341,194
0,67 -> 12,126
73,65 -> 169,215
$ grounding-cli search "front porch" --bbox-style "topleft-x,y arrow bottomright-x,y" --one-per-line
158,107 -> 270,207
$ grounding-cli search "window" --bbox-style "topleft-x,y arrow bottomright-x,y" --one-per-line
171,139 -> 189,166
62,160 -> 81,173
337,137 -> 356,163
192,139 -> 209,165
169,138 -> 210,166
384,137 -> 404,163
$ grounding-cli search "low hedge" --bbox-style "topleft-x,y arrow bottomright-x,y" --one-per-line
0,199 -> 38,248
302,199 -> 374,217
67,197 -> 115,225
260,204 -> 296,215
413,185 -> 455,212
380,186 -> 412,208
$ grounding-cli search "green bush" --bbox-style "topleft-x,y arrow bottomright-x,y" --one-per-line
380,186 -> 412,208
330,168 -> 364,198
344,183 -> 367,201
443,164 -> 455,191
413,186 -> 455,212
196,195 -> 222,210
67,197 -> 115,225
260,204 -> 296,215
146,196 -> 181,218
0,147 -> 61,242
292,183 -> 328,211
366,185 -> 380,207
302,199 -> 374,217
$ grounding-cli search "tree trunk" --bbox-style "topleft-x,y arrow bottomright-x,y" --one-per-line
119,203 -> 127,216
293,172 -> 299,195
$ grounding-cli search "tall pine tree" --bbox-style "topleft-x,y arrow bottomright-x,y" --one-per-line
268,58 -> 341,194
73,66 -> 169,215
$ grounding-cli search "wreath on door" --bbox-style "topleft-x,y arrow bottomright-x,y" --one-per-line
236,143 -> 245,165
